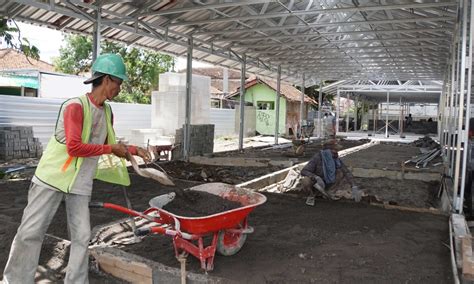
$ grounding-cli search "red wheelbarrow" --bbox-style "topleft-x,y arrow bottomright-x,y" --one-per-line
90,183 -> 267,271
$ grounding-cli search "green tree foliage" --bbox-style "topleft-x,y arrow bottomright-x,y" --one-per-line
53,35 -> 93,75
0,19 -> 40,60
54,34 -> 175,104
295,81 -> 335,106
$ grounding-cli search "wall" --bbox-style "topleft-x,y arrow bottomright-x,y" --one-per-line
210,108 -> 236,137
234,105 -> 257,137
40,73 -> 91,99
151,72 -> 210,136
245,84 -> 286,136
0,95 -> 151,148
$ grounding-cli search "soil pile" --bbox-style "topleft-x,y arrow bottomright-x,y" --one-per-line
163,191 -> 241,217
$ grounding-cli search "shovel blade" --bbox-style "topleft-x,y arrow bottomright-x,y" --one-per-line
149,193 -> 176,208
141,168 -> 175,186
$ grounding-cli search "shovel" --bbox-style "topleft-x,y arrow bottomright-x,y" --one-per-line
149,192 -> 176,208
126,152 -> 175,186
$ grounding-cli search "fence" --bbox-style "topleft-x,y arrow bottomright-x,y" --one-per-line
0,95 -> 237,149
0,95 -> 151,148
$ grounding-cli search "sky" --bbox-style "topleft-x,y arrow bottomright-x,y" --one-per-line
3,22 -> 210,70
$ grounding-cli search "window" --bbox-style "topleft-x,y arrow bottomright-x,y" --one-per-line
257,101 -> 274,110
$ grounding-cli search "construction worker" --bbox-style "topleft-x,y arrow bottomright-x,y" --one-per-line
323,113 -> 336,138
300,140 -> 361,206
2,53 -> 151,284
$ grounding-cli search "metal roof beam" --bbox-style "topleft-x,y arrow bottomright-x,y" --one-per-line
269,50 -> 447,61
194,16 -> 455,36
212,27 -> 452,43
232,36 -> 449,48
138,0 -> 273,17
247,44 -> 448,55
169,2 -> 457,27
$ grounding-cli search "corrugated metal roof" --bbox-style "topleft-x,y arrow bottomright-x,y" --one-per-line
1,0 -> 456,87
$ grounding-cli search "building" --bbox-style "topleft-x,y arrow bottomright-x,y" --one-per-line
0,49 -> 90,98
227,77 -> 317,136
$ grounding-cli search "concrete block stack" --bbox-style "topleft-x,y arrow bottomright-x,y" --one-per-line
172,124 -> 214,160
0,126 -> 43,161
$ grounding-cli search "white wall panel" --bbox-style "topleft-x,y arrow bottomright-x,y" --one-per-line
210,108 -> 236,137
0,95 -> 151,149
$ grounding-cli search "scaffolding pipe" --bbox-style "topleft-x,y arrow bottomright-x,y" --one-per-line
450,27 -> 462,178
399,97 -> 404,137
457,0 -> 473,213
299,74 -> 305,137
318,80 -> 323,138
354,96 -> 358,131
336,89 -> 340,133
385,92 -> 390,138
183,37 -> 193,162
274,65 -> 281,145
238,54 -> 246,151
346,93 -> 350,133
92,7 -> 101,61
372,102 -> 376,136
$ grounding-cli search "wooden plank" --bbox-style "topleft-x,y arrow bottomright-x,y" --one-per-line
370,202 -> 446,216
461,236 -> 474,280
99,262 -> 152,284
91,250 -> 152,284
452,214 -> 470,269
189,156 -> 270,167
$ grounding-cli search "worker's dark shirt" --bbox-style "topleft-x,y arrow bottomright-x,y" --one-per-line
301,152 -> 354,186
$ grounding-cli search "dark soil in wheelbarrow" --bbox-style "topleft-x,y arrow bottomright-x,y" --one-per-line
0,172 -> 451,283
162,190 -> 241,217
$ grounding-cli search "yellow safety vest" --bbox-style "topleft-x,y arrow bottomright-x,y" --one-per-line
34,95 -> 130,193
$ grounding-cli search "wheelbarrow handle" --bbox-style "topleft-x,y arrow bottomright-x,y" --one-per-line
89,202 -> 104,208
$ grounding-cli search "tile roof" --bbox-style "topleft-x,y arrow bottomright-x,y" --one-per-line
228,77 -> 317,105
0,49 -> 55,72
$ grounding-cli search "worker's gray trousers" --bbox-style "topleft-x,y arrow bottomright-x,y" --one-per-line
3,182 -> 91,284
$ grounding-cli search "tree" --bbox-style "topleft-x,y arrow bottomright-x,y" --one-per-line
54,34 -> 175,104
0,19 -> 40,60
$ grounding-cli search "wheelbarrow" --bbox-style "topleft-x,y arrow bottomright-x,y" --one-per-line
90,183 -> 267,271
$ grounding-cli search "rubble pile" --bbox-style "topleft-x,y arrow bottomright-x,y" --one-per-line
411,136 -> 440,150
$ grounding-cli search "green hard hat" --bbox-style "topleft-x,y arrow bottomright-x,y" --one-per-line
84,53 -> 127,84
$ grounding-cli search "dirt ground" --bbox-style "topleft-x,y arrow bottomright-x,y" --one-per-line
0,174 -> 451,283
0,139 -> 451,282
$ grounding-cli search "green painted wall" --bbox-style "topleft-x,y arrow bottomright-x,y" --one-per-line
244,84 -> 286,135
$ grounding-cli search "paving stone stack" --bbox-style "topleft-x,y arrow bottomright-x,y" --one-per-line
172,124 -> 214,160
0,126 -> 43,161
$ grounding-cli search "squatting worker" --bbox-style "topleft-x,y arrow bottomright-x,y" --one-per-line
2,53 -> 151,284
300,140 -> 361,206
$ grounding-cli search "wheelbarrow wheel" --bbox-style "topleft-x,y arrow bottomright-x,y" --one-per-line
216,228 -> 247,256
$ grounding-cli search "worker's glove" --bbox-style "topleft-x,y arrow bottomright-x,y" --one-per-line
351,185 -> 362,202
